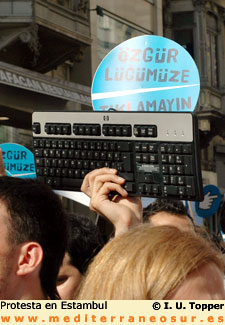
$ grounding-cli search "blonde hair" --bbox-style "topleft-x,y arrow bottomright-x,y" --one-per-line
75,224 -> 224,300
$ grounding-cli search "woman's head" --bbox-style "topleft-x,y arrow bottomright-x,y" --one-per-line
75,224 -> 225,300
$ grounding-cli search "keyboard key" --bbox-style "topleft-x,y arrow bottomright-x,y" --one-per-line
108,126 -> 115,136
152,185 -> 160,194
134,143 -> 141,152
56,125 -> 63,134
170,175 -> 177,185
61,178 -> 83,188
141,143 -> 148,152
167,144 -> 174,153
168,155 -> 175,164
149,144 -> 157,153
122,125 -> 131,136
74,170 -> 81,178
124,182 -> 135,192
176,155 -> 183,164
153,173 -> 162,184
162,165 -> 169,174
142,154 -> 149,163
115,126 -> 122,136
62,169 -> 68,177
149,154 -> 158,163
53,178 -> 61,187
68,169 -> 74,178
55,168 -> 61,176
178,187 -> 186,195
32,123 -> 41,134
174,144 -> 182,153
118,172 -> 134,181
176,165 -> 184,175
36,167 -> 43,175
160,144 -> 167,153
169,166 -> 176,174
78,125 -> 85,135
145,184 -> 152,193
70,160 -> 76,168
46,177 -> 53,185
137,183 -> 146,194
62,125 -> 70,135
34,149 -> 43,157
161,154 -> 168,163
163,175 -> 170,184
182,144 -> 192,154
177,176 -> 185,185
92,125 -> 101,135
58,160 -> 63,168
33,139 -> 39,147
45,159 -> 51,167
117,142 -> 131,151
184,156 -> 193,174
163,185 -> 178,195
144,174 -> 153,183
147,126 -> 157,137
85,126 -> 91,135
63,160 -> 70,168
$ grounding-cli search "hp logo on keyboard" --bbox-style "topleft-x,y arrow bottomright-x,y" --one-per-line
103,116 -> 109,121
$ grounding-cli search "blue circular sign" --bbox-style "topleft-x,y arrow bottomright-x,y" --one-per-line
92,35 -> 200,112
0,143 -> 36,178
195,185 -> 221,218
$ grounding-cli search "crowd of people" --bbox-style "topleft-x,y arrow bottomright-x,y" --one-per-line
0,149 -> 224,300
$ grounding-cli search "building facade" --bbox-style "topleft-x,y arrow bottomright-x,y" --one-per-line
163,0 -> 225,192
89,0 -> 162,75
0,0 -> 92,149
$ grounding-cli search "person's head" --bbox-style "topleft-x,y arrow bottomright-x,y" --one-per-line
57,213 -> 104,299
75,224 -> 225,300
0,176 -> 68,299
143,199 -> 194,231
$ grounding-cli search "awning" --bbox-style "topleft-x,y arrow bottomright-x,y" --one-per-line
0,61 -> 91,106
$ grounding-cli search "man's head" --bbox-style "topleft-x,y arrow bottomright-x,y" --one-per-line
57,213 -> 104,299
143,199 -> 194,232
0,176 -> 68,299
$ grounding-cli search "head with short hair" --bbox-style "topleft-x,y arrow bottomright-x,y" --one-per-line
0,176 -> 68,299
143,198 -> 194,231
57,213 -> 104,299
76,224 -> 224,300
67,213 -> 104,274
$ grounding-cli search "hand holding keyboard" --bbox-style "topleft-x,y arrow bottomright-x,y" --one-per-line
32,111 -> 203,201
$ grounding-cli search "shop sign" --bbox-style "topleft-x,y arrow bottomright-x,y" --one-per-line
0,65 -> 91,105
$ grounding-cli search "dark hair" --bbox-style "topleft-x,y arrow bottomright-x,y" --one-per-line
67,213 -> 104,274
143,198 -> 194,224
0,176 -> 68,299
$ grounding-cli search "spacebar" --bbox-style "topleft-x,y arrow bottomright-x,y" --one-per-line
61,178 -> 83,189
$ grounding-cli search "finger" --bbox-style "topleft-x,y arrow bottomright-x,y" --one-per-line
92,174 -> 126,193
0,148 -> 6,176
81,168 -> 117,196
90,182 -> 128,211
89,168 -> 117,191
100,182 -> 128,197
208,195 -> 218,199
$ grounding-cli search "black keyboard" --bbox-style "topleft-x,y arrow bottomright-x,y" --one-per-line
32,111 -> 203,201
